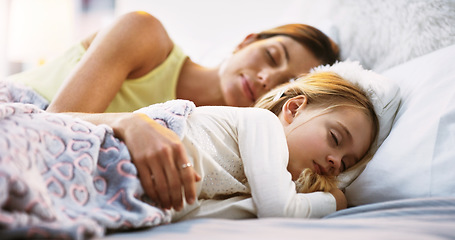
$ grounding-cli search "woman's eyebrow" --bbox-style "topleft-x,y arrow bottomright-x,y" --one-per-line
279,42 -> 290,62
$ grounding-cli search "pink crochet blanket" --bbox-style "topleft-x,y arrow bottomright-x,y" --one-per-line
0,81 -> 194,239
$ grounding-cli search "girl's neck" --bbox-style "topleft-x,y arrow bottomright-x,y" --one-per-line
176,59 -> 226,106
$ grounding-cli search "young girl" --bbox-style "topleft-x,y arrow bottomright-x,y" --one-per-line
135,70 -> 379,221
0,62 -> 382,239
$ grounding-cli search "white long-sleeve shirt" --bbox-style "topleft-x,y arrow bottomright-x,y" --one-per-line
171,106 -> 336,221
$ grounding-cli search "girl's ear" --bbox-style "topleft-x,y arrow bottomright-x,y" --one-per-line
234,33 -> 259,52
282,96 -> 308,124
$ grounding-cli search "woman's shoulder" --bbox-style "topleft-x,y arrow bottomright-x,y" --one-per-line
108,11 -> 174,78
117,11 -> 166,31
117,11 -> 172,49
83,11 -> 171,49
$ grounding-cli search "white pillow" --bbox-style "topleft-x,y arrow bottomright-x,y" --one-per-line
292,0 -> 455,72
333,0 -> 455,72
345,44 -> 455,206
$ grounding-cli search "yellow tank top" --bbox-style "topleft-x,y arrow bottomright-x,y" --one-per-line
7,43 -> 187,112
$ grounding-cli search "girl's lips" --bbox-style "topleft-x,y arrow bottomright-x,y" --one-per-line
241,75 -> 255,102
313,161 -> 322,175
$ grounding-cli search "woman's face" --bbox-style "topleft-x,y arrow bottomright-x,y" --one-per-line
280,99 -> 373,181
219,35 -> 321,107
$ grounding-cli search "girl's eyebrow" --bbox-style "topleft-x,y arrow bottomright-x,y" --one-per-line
279,42 -> 290,62
337,121 -> 363,165
337,121 -> 352,140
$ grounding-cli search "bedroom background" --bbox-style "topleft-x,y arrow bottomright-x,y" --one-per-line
1,0 -> 455,239
0,0 -> 311,79
1,0 -> 455,207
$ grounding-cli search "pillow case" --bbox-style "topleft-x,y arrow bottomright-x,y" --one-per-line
291,0 -> 455,72
345,44 -> 455,206
332,0 -> 455,72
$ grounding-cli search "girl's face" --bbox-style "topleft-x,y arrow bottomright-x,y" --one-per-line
280,97 -> 373,180
218,35 -> 321,107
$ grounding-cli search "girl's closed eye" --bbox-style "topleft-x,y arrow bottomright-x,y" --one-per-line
341,160 -> 346,172
330,130 -> 339,146
266,49 -> 278,66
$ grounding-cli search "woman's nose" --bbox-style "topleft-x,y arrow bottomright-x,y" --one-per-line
258,70 -> 284,91
257,71 -> 272,90
258,69 -> 291,91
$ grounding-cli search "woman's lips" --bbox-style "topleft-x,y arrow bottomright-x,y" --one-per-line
241,75 -> 255,102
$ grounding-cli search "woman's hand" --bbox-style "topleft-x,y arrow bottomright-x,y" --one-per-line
114,113 -> 201,211
329,188 -> 347,211
69,112 -> 201,211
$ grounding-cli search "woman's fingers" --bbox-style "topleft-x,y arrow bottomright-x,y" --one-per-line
136,161 -> 159,204
175,155 -> 201,206
117,113 -> 199,210
158,143 -> 201,210
157,143 -> 184,210
147,152 -> 172,209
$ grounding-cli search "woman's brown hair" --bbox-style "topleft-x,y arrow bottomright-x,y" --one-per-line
256,24 -> 340,66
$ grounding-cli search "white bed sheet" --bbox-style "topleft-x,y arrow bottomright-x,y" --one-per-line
98,197 -> 455,240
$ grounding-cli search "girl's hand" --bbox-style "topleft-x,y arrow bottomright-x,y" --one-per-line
330,188 -> 347,211
112,113 -> 201,211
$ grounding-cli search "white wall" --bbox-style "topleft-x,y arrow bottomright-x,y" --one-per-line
2,0 -> 318,76
0,0 -> 10,79
115,0 -> 306,66
3,0 -> 115,76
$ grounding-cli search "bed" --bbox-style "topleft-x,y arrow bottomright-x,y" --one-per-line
101,0 -> 455,239
96,42 -> 455,239
2,0 -> 455,239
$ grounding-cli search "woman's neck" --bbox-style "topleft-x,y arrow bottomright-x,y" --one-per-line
176,59 -> 226,106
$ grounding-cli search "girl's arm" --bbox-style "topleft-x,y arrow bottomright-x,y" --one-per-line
67,111 -> 200,211
330,188 -> 348,211
47,12 -> 173,113
238,108 -> 337,218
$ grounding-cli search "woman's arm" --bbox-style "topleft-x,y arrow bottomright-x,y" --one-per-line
67,111 -> 200,211
47,12 -> 173,113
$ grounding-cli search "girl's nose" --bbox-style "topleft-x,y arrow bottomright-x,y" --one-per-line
327,154 -> 342,175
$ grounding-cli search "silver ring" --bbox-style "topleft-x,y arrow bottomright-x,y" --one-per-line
181,162 -> 192,169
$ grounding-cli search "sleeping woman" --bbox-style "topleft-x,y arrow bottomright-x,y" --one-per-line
6,11 -> 340,211
7,11 -> 339,112
0,64 -> 382,238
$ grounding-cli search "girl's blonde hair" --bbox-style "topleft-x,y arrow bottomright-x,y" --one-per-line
254,71 -> 379,193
